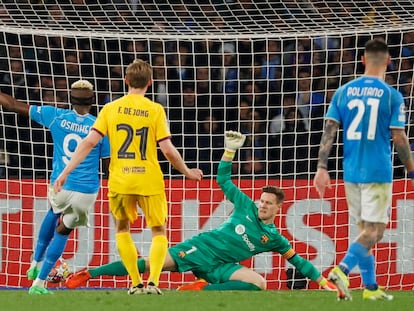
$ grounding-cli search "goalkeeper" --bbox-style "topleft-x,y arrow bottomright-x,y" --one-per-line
67,131 -> 339,293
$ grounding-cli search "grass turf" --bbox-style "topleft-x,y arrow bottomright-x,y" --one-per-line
0,289 -> 410,311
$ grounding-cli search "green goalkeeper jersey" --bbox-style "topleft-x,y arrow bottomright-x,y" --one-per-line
170,160 -> 292,271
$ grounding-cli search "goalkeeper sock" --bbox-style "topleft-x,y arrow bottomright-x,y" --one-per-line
38,231 -> 69,280
359,254 -> 378,290
116,232 -> 142,286
89,258 -> 146,278
204,281 -> 261,291
148,235 -> 168,286
340,242 -> 368,275
33,208 -> 59,262
89,260 -> 129,278
138,258 -> 146,273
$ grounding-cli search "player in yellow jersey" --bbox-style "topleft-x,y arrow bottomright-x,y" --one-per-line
54,59 -> 203,295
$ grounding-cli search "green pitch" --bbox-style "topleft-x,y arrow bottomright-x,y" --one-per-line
0,290 -> 411,311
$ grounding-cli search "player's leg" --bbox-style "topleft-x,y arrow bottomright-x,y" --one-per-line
29,221 -> 72,295
327,182 -> 362,300
226,266 -> 265,290
138,193 -> 168,294
358,183 -> 392,300
202,273 -> 264,291
179,264 -> 263,291
109,193 -> 144,294
66,257 -> 149,289
30,191 -> 96,295
331,183 -> 392,300
27,207 -> 59,280
67,252 -> 177,289
358,220 -> 392,300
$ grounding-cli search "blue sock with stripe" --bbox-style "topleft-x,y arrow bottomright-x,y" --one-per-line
38,232 -> 69,280
339,242 -> 368,275
33,209 -> 59,262
359,254 -> 378,290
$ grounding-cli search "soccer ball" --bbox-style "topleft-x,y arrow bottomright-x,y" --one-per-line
47,258 -> 71,283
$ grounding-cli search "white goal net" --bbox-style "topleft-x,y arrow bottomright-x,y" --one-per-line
0,0 -> 414,290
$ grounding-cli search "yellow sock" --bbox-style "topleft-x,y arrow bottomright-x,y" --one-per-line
116,232 -> 142,286
148,235 -> 168,286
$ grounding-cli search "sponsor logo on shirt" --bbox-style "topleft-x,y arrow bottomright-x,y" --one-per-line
235,224 -> 255,252
235,224 -> 245,235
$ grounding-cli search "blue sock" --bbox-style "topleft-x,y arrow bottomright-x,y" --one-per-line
359,254 -> 378,290
38,232 -> 69,280
33,209 -> 59,262
339,242 -> 368,275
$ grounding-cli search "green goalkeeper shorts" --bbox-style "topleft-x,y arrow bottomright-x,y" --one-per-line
168,241 -> 243,284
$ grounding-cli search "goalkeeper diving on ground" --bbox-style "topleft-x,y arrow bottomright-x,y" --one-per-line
67,130 -> 343,296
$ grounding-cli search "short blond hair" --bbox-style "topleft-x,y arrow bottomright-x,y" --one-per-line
71,80 -> 94,90
125,59 -> 152,89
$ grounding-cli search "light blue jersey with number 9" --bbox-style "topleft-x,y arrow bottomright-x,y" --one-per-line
29,105 -> 110,193
326,76 -> 406,183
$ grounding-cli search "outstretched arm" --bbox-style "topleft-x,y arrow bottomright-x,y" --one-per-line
159,138 -> 203,181
285,251 -> 336,291
216,131 -> 249,203
313,119 -> 339,198
0,92 -> 30,116
220,130 -> 246,162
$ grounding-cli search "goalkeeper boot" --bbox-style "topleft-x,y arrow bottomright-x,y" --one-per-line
28,285 -> 53,295
146,282 -> 163,295
128,283 -> 146,295
363,288 -> 393,301
66,270 -> 91,289
26,266 -> 40,280
328,266 -> 352,301
177,279 -> 208,291
322,280 -> 347,300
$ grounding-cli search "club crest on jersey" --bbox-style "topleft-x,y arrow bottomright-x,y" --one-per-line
261,234 -> 269,244
178,251 -> 186,258
235,224 -> 245,235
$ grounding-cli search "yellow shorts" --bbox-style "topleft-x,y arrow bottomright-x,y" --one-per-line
108,191 -> 168,227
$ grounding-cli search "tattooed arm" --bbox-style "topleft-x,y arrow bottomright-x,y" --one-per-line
391,128 -> 414,177
313,119 -> 339,197
317,120 -> 339,169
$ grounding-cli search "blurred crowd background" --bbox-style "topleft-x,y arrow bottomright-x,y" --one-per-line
0,0 -> 413,179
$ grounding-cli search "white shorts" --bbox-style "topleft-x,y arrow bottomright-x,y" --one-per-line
344,182 -> 392,224
48,186 -> 98,229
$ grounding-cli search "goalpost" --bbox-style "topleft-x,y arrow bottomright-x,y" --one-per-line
0,0 -> 414,290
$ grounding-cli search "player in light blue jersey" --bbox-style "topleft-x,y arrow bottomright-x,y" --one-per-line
0,80 -> 110,295
314,38 -> 414,301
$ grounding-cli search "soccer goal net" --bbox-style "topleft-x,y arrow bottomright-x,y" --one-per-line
0,0 -> 413,290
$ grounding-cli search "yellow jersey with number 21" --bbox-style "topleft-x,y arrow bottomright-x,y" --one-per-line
92,94 -> 171,195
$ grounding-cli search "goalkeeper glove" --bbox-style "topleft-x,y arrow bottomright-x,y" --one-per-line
224,131 -> 246,159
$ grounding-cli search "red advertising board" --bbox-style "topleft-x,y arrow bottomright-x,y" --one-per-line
0,178 -> 413,290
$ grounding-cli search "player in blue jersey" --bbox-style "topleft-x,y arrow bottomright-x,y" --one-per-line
313,38 -> 414,301
66,131 -> 340,295
0,80 -> 110,295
